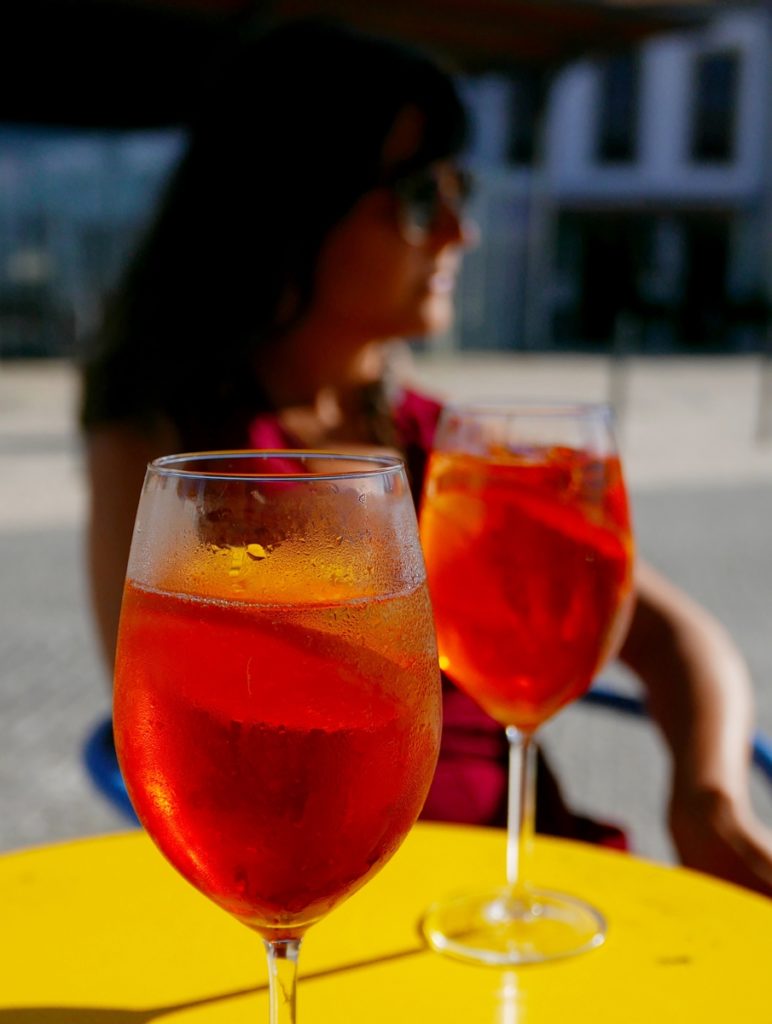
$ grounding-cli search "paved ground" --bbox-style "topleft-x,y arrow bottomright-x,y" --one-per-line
1,355 -> 771,864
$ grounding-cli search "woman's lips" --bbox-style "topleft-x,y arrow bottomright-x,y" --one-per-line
427,267 -> 457,294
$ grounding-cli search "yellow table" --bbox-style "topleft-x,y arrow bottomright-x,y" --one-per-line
3,823 -> 770,1022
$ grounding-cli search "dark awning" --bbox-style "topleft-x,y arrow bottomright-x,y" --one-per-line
0,0 -> 752,128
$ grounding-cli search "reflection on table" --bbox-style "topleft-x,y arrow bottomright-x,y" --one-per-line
2,822 -> 770,1022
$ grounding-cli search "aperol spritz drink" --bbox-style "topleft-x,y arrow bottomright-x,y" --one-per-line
419,404 -> 634,965
114,452 -> 441,1020
421,446 -> 632,732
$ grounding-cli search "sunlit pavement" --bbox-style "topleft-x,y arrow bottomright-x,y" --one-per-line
1,355 -> 770,861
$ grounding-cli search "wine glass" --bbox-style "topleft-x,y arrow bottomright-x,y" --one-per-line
418,402 -> 635,965
113,451 -> 442,1023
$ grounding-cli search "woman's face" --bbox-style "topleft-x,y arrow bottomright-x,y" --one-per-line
309,107 -> 475,342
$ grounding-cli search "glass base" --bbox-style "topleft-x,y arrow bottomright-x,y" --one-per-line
421,885 -> 606,966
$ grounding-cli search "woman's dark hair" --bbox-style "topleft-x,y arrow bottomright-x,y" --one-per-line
80,18 -> 467,446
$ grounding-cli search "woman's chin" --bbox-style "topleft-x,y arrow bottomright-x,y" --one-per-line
418,296 -> 455,338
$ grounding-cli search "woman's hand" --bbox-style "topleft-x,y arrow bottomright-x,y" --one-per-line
668,785 -> 772,897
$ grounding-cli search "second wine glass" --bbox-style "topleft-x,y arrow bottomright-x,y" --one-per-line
419,402 -> 635,965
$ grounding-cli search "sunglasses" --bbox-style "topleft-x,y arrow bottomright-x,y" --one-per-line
390,164 -> 473,244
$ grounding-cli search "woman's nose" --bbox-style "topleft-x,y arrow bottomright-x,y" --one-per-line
433,202 -> 479,250
459,214 -> 480,250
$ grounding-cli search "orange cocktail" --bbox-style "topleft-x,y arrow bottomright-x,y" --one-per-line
116,578 -> 439,938
420,446 -> 633,732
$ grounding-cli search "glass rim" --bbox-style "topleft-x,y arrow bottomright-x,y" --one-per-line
148,450 -> 406,483
440,399 -> 613,419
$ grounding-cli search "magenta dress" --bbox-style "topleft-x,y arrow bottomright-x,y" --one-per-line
247,388 -> 628,848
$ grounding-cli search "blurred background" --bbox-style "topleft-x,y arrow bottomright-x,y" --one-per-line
1,0 -> 771,861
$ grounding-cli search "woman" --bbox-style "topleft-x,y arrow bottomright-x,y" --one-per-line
81,18 -> 772,895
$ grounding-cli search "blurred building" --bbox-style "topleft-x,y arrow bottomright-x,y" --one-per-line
455,6 -> 772,353
0,130 -> 181,357
0,6 -> 769,359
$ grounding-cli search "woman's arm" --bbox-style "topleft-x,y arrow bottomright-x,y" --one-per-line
85,418 -> 180,677
620,560 -> 772,896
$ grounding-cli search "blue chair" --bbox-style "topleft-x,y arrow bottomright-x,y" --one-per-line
83,686 -> 772,826
82,717 -> 138,825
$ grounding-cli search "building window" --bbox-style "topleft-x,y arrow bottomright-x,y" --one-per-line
690,51 -> 739,163
596,53 -> 640,163
507,70 -> 543,165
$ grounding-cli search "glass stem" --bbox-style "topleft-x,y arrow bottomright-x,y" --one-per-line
505,726 -> 536,893
264,938 -> 301,1024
